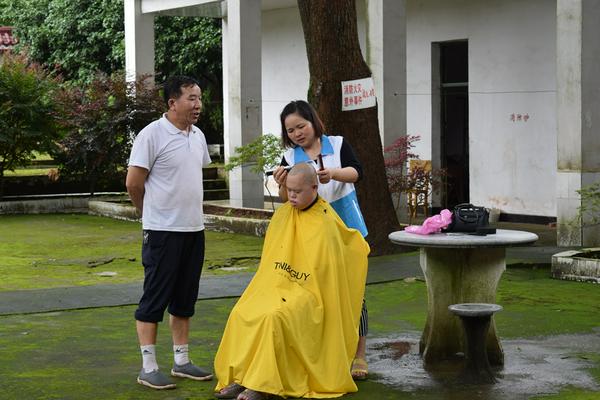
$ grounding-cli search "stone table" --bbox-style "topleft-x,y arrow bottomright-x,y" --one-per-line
388,229 -> 538,367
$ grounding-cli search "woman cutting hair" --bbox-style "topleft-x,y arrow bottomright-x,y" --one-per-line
273,100 -> 370,380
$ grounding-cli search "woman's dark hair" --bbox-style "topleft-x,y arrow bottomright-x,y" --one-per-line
162,75 -> 200,108
279,100 -> 325,148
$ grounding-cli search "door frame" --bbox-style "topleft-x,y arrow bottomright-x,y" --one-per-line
431,39 -> 469,209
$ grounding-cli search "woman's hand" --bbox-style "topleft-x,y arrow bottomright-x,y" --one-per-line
273,166 -> 289,186
317,168 -> 336,184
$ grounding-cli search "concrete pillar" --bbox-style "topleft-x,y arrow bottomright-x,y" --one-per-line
366,0 -> 407,148
556,0 -> 600,246
124,0 -> 155,82
223,0 -> 263,208
366,0 -> 407,219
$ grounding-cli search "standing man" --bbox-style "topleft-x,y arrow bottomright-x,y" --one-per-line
126,75 -> 213,390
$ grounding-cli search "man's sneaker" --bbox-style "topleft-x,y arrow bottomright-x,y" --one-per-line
171,362 -> 214,381
137,369 -> 177,390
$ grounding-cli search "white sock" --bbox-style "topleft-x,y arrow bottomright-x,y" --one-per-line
140,344 -> 159,373
173,344 -> 189,366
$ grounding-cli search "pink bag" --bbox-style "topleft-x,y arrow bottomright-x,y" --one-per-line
404,209 -> 453,235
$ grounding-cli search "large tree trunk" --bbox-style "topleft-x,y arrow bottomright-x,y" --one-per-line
297,0 -> 400,255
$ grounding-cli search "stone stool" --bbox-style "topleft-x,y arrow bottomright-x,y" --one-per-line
448,303 -> 503,383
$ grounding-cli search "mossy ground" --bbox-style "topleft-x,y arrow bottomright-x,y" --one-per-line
0,214 -> 263,291
1,274 -> 598,399
0,215 -> 599,399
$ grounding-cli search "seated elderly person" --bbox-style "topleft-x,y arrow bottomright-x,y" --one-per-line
213,163 -> 369,400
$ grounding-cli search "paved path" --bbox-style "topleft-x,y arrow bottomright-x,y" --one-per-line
0,242 -> 561,315
0,253 -> 420,315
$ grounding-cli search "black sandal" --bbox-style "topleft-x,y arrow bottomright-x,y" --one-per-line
214,382 -> 245,399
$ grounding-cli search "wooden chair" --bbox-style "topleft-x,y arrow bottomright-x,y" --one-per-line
407,160 -> 432,222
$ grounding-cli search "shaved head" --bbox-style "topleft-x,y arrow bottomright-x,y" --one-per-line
288,163 -> 318,186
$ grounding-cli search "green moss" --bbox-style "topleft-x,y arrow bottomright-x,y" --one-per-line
366,280 -> 427,335
0,214 -> 263,291
0,298 -> 445,400
0,302 -> 232,400
1,276 -> 600,399
531,387 -> 600,399
496,265 -> 600,338
364,266 -> 600,339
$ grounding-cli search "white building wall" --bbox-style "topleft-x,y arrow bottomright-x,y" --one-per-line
406,0 -> 557,216
257,0 -> 556,217
261,3 -> 368,138
261,6 -> 309,138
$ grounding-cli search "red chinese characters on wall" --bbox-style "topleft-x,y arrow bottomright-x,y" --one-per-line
341,77 -> 376,111
509,113 -> 530,122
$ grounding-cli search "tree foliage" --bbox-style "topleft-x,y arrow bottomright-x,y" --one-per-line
154,16 -> 221,88
2,0 -> 124,83
53,73 -> 164,195
2,1 -> 223,87
154,16 -> 223,143
224,134 -> 284,209
224,134 -> 283,174
1,0 -> 224,142
0,52 -> 63,197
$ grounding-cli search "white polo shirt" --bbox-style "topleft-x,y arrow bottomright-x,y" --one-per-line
128,115 -> 211,231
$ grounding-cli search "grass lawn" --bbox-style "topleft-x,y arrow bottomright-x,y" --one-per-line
0,214 -> 263,291
3,168 -> 53,176
2,152 -> 56,176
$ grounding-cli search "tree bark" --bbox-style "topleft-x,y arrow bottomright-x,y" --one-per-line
297,0 -> 400,255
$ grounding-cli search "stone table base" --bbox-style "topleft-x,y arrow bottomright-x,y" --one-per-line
419,247 -> 505,366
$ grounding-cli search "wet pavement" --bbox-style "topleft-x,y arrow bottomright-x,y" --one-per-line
368,330 -> 600,399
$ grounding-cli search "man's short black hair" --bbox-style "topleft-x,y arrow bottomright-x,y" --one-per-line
163,75 -> 200,107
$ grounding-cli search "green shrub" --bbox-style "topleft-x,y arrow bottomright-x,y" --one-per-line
0,51 -> 63,198
225,134 -> 283,174
53,72 -> 163,195
578,181 -> 600,228
225,134 -> 284,209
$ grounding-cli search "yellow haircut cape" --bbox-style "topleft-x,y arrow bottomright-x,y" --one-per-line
214,198 -> 369,398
